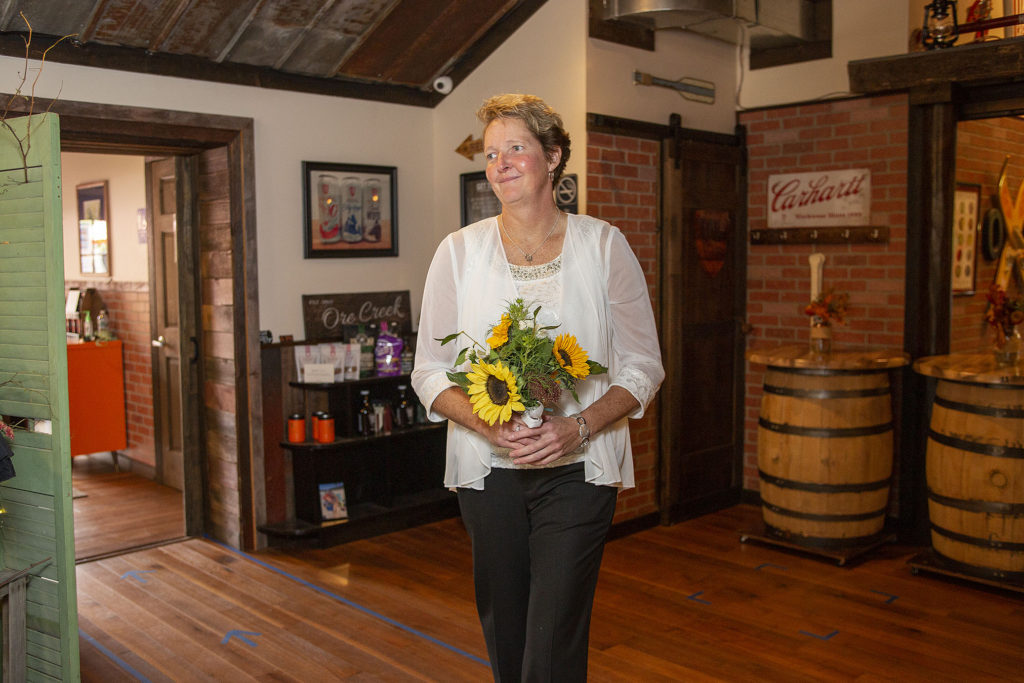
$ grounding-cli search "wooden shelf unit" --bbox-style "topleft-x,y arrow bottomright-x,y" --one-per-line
259,343 -> 454,547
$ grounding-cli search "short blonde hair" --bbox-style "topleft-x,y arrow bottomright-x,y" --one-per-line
477,93 -> 571,185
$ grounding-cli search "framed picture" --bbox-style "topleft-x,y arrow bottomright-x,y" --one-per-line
952,182 -> 980,295
77,181 -> 110,275
318,481 -> 348,522
303,162 -> 397,258
460,171 -> 501,227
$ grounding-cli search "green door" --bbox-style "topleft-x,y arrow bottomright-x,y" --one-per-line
0,113 -> 79,680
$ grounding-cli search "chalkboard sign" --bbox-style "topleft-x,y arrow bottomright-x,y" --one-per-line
302,290 -> 412,341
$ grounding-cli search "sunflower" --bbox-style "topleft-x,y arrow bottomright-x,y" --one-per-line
465,360 -> 525,425
553,334 -> 590,379
487,314 -> 512,349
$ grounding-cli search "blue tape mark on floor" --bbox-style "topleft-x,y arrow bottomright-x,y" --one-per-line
870,589 -> 898,604
79,627 -> 153,683
120,569 -> 156,583
222,629 -> 262,647
687,591 -> 712,605
755,563 -> 787,571
208,537 -> 489,667
799,629 -> 839,640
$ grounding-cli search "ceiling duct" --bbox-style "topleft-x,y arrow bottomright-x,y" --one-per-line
600,0 -> 821,50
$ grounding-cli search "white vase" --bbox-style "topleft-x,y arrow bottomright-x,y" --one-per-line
521,404 -> 544,428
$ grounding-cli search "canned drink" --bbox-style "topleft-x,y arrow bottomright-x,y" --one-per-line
316,174 -> 342,244
340,176 -> 363,243
363,178 -> 382,243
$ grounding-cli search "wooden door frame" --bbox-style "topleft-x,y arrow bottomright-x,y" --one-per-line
849,41 -> 1024,544
3,95 -> 261,544
659,120 -> 748,524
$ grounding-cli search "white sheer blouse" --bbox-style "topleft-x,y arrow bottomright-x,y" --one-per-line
411,213 -> 664,490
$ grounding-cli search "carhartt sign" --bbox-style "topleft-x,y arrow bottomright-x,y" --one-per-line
767,169 -> 871,228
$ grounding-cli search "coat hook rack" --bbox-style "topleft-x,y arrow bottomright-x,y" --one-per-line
749,226 -> 889,245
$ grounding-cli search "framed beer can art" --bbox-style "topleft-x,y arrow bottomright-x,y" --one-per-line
302,161 -> 398,258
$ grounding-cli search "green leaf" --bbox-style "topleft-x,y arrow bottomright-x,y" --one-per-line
454,347 -> 470,366
446,371 -> 472,391
436,332 -> 462,345
587,360 -> 608,374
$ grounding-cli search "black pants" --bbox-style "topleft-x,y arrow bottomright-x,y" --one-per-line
457,463 -> 618,683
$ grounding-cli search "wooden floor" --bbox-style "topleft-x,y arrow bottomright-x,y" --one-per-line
75,496 -> 1024,681
72,452 -> 185,561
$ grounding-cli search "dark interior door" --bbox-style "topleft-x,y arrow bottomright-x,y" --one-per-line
659,130 -> 747,523
147,157 -> 184,491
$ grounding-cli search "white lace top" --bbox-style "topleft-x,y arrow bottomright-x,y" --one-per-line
412,214 -> 665,490
490,255 -> 586,470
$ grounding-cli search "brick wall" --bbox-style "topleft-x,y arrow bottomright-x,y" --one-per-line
952,117 -> 1024,352
586,132 -> 661,521
66,281 -> 155,469
738,94 -> 910,492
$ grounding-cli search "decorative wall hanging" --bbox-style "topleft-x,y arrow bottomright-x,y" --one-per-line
952,182 -> 980,295
303,162 -> 397,258
77,181 -> 110,275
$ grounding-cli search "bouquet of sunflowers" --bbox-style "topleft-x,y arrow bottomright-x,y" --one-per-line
438,298 -> 607,426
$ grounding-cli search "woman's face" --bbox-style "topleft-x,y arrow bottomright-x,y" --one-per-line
483,117 -> 559,209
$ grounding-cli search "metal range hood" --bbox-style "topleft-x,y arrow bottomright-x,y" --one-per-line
600,0 -> 823,49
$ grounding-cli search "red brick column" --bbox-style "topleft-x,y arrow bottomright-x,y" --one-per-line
587,132 -> 661,521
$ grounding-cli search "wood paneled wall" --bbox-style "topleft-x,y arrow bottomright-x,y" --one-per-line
197,146 -> 241,545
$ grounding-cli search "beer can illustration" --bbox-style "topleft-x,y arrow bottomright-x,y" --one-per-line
340,176 -> 363,243
317,174 -> 342,244
363,178 -> 383,243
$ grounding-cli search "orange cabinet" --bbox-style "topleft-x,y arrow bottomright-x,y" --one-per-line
67,341 -> 127,457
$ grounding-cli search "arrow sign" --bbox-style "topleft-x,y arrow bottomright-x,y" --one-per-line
222,629 -> 262,647
120,570 -> 156,583
456,134 -> 483,160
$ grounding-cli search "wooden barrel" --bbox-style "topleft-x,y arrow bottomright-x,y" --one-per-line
757,366 -> 894,548
926,379 -> 1024,580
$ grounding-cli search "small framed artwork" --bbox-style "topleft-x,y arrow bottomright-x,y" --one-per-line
318,481 -> 348,523
460,171 -> 501,227
303,162 -> 397,258
77,181 -> 110,275
952,182 -> 980,295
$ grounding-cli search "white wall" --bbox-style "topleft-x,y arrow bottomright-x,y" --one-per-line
2,1 -> 934,339
739,1 -> 911,109
587,29 -> 738,134
431,0 -> 589,251
60,152 -> 148,283
0,56 -> 437,340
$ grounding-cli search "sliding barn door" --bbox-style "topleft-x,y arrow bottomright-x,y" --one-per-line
660,129 -> 747,523
0,114 -> 79,677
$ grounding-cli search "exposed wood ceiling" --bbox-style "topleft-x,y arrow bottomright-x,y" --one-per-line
0,0 -> 548,107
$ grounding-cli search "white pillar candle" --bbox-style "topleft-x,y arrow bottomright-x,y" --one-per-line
809,253 -> 825,302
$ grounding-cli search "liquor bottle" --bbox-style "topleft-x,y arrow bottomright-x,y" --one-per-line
82,311 -> 94,342
357,389 -> 374,437
400,340 -> 414,374
395,385 -> 415,429
96,308 -> 110,338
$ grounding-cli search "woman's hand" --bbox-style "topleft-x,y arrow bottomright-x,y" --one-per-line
506,415 -> 583,465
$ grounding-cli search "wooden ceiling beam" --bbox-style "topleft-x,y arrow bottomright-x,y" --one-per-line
0,32 -> 441,107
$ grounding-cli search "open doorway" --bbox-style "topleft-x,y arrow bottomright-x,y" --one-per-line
61,151 -> 186,561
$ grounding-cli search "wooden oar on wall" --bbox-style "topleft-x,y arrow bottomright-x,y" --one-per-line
633,70 -> 715,104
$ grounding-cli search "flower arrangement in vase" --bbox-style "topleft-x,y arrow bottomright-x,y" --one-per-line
802,288 -> 849,354
985,283 -> 1024,365
438,298 -> 607,426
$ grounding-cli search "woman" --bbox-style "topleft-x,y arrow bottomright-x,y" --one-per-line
412,93 -> 663,682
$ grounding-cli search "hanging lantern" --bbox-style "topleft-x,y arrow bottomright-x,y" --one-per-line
923,0 -> 960,49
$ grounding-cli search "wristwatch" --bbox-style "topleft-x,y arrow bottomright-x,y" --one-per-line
571,413 -> 590,448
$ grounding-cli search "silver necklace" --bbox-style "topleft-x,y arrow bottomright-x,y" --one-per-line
500,212 -> 561,263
